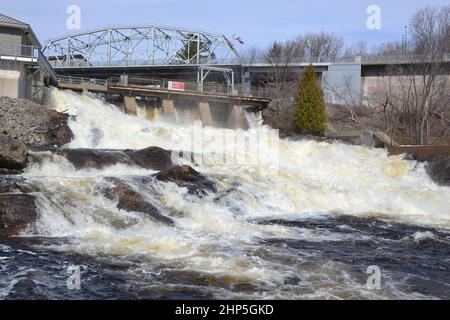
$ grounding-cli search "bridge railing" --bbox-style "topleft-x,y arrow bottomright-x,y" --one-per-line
48,51 -> 450,69
57,75 -> 109,87
108,76 -> 235,96
50,57 -> 358,68
361,54 -> 450,64
50,58 -> 245,68
37,50 -> 58,84
57,75 -> 269,98
108,76 -> 269,97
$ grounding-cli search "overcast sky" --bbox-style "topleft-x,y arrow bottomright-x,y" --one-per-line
1,0 -> 448,51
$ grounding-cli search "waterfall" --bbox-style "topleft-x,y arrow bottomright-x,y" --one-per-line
14,88 -> 450,299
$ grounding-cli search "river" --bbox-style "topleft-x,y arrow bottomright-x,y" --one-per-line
1,88 -> 449,299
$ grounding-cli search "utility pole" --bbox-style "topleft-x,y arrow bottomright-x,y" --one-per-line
404,25 -> 408,55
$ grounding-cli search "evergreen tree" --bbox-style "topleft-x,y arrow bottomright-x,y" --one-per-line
293,65 -> 327,134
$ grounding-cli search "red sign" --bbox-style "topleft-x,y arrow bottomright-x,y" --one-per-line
168,81 -> 185,91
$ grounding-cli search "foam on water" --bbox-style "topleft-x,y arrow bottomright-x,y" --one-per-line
52,87 -> 450,226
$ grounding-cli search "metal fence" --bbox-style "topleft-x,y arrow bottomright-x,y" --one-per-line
0,44 -> 37,59
0,44 -> 58,84
57,75 -> 109,87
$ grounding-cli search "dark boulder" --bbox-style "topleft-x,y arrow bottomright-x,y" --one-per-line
425,155 -> 450,186
0,177 -> 34,193
0,168 -> 23,175
0,135 -> 27,171
57,149 -> 133,170
0,194 -> 38,237
99,177 -> 174,226
155,165 -> 216,196
51,146 -> 174,171
402,152 -> 418,161
126,146 -> 173,171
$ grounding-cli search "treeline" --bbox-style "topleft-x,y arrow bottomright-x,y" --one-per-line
241,5 -> 449,63
253,5 -> 450,144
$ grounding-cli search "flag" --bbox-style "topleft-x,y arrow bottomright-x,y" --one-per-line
232,34 -> 245,45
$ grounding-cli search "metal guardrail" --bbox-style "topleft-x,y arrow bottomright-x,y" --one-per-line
50,58 -> 245,68
57,75 -> 269,98
0,44 -> 58,84
49,54 -> 450,69
361,54 -> 450,64
57,75 -> 108,86
51,57 -> 357,69
109,76 -> 269,97
57,55 -> 438,69
37,50 -> 58,84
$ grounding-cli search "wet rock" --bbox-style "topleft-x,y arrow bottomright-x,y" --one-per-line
0,96 -> 73,147
402,152 -> 418,161
0,135 -> 27,171
100,177 -> 174,226
126,146 -> 173,171
0,194 -> 38,237
0,177 -> 33,193
57,149 -> 133,170
51,146 -> 175,171
155,165 -> 216,196
0,168 -> 23,175
425,155 -> 450,186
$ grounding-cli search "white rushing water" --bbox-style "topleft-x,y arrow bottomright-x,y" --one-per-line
20,88 -> 450,299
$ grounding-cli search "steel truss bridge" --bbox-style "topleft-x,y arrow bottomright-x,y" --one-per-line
43,25 -> 239,68
42,25 -> 450,104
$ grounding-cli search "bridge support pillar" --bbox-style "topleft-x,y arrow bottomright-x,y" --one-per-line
227,104 -> 249,130
162,99 -> 176,121
198,101 -> 213,127
124,96 -> 137,115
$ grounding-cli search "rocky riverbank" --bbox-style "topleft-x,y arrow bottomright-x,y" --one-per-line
0,96 -> 72,148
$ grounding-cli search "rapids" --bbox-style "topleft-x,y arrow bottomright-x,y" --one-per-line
1,88 -> 449,299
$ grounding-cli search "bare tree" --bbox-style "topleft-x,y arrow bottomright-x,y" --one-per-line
410,5 -> 450,56
373,41 -> 405,57
262,40 -> 303,129
298,31 -> 344,61
344,41 -> 369,57
382,5 -> 450,144
239,46 -> 265,65
322,75 -> 362,122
